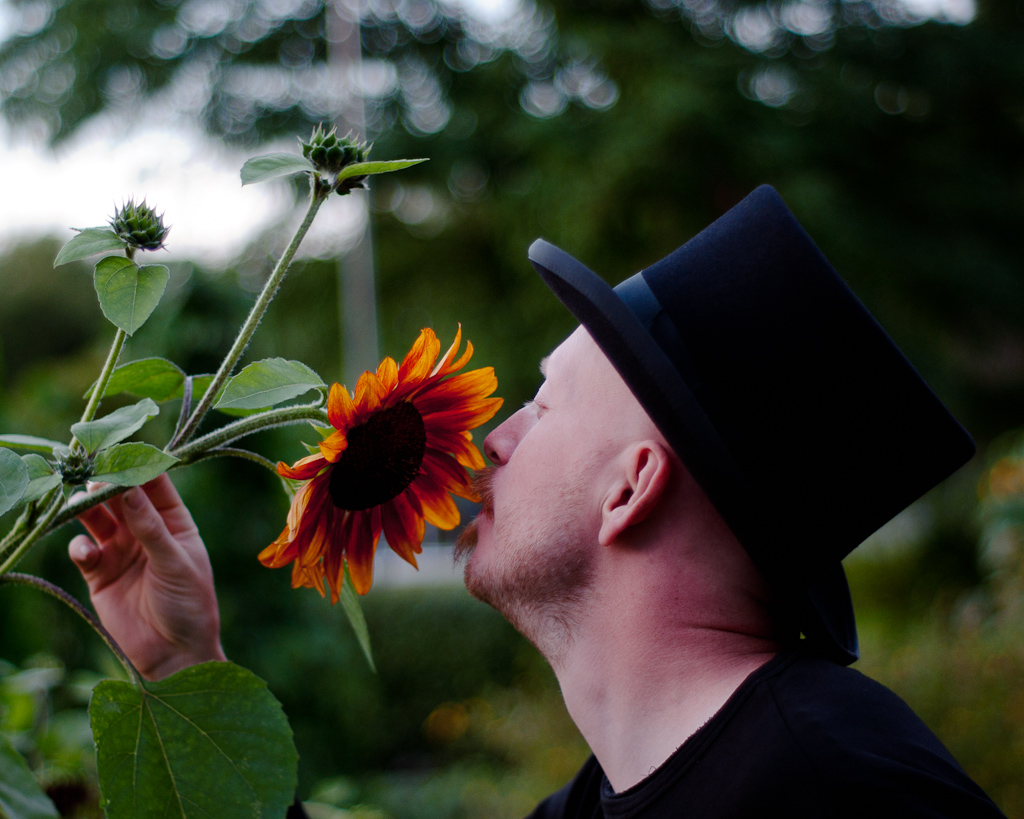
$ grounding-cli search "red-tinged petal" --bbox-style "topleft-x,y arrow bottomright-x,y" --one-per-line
291,559 -> 325,596
430,324 -> 462,377
422,448 -> 475,493
324,509 -> 350,604
277,453 -> 327,481
377,356 -> 399,392
354,370 -> 388,413
410,473 -> 462,530
427,428 -> 486,470
421,397 -> 504,432
259,526 -> 299,568
381,493 -> 425,568
327,383 -> 358,430
346,510 -> 379,595
414,368 -> 499,415
439,338 -> 474,377
398,328 -> 440,387
319,431 -> 349,463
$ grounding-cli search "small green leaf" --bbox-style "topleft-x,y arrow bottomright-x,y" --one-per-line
94,258 -> 170,336
91,443 -> 178,486
337,158 -> 428,181
91,358 -> 186,402
340,565 -> 375,672
0,447 -> 30,516
90,662 -> 298,819
71,399 -> 160,455
0,435 -> 65,453
53,227 -> 125,267
215,358 -> 325,411
20,455 -> 61,503
240,153 -> 316,186
0,731 -> 60,818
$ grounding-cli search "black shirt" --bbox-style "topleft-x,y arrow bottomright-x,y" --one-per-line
527,649 -> 1006,818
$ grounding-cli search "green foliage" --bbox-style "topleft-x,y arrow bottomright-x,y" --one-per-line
70,399 -> 160,455
90,662 -> 297,819
0,439 -> 64,456
53,231 -> 125,269
0,726 -> 58,819
92,259 -> 169,337
18,457 -> 60,505
240,154 -> 316,187
0,449 -> 29,517
93,358 -> 186,403
215,359 -> 325,412
89,443 -> 178,487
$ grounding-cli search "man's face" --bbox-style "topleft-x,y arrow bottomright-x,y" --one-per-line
458,327 -> 646,652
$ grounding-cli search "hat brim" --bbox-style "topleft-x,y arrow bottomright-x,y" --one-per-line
528,237 -> 859,665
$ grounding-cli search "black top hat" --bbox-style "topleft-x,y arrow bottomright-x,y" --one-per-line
528,185 -> 975,665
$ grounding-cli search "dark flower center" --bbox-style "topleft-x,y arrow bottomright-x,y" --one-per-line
329,401 -> 427,511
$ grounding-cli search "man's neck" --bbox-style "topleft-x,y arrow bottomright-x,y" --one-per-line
550,600 -> 778,793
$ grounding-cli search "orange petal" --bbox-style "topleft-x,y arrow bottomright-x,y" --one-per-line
327,383 -> 357,430
398,328 -> 440,387
319,431 -> 349,463
381,493 -> 425,568
439,338 -> 474,377
277,453 -> 327,481
354,370 -> 388,413
410,473 -> 462,530
430,324 -> 463,377
376,356 -> 399,392
323,509 -> 350,604
259,526 -> 299,568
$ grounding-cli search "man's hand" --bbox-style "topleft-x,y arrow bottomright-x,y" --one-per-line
68,474 -> 226,681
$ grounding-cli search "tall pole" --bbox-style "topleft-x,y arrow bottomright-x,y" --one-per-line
326,0 -> 380,387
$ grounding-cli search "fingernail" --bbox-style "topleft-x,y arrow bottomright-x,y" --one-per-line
124,488 -> 141,509
74,540 -> 98,565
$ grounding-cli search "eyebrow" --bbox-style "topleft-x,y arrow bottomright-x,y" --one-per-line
539,355 -> 550,377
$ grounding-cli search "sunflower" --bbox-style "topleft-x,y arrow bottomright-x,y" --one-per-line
259,327 -> 502,601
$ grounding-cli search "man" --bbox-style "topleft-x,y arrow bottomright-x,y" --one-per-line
70,186 -> 1006,816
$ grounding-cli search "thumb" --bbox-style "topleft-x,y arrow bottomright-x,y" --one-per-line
68,534 -> 113,594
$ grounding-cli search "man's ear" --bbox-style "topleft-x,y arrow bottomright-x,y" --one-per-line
599,441 -> 672,547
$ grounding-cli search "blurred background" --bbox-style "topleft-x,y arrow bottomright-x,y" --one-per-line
0,0 -> 1022,816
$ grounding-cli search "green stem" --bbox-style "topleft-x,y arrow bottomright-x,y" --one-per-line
0,488 -> 64,576
171,403 -> 328,464
0,502 -> 35,567
0,573 -> 139,685
74,327 -> 128,452
170,189 -> 329,448
190,447 -> 281,474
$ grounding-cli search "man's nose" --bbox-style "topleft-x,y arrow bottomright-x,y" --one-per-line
483,406 -> 531,465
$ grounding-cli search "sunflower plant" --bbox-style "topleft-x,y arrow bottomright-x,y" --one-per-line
0,127 -> 501,819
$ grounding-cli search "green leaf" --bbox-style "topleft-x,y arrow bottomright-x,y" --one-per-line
340,565 -> 375,672
91,443 -> 178,487
0,731 -> 59,818
19,455 -> 61,503
0,448 -> 29,516
71,399 -> 160,455
89,662 -> 297,819
91,358 -> 186,402
0,435 -> 65,454
214,358 -> 325,411
337,158 -> 428,181
53,227 -> 125,267
240,153 -> 315,186
94,257 -> 170,336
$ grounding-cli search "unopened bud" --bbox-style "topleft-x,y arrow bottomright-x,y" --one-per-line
109,199 -> 170,252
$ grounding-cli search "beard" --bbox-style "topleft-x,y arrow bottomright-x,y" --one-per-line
454,466 -> 593,664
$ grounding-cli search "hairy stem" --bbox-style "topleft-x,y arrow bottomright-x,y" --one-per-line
0,573 -> 139,685
0,488 -> 64,576
170,189 -> 329,448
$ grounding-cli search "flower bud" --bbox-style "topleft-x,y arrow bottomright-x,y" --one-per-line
300,124 -> 370,181
56,450 -> 93,486
109,199 -> 170,252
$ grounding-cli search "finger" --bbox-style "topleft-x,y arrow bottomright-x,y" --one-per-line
138,474 -> 199,539
70,491 -> 120,544
120,485 -> 191,574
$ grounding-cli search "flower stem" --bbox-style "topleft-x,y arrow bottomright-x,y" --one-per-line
74,327 -> 127,449
0,487 -> 64,577
170,189 -> 329,448
0,572 -> 139,685
170,402 -> 329,464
